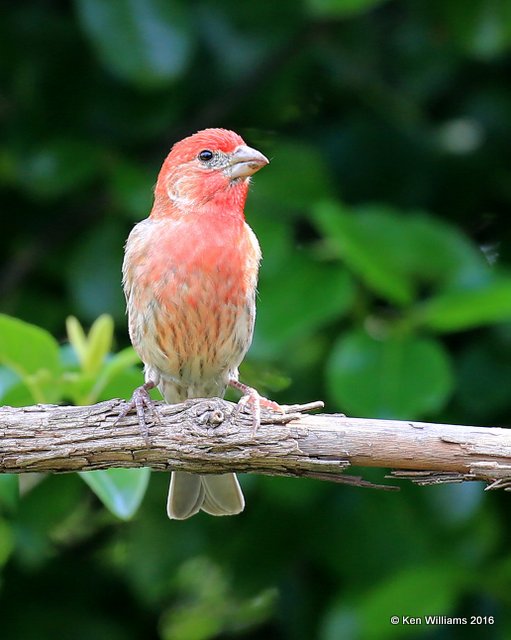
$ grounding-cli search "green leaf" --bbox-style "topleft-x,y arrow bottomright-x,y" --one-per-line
0,475 -> 19,512
14,475 -> 85,568
307,0 -> 390,18
456,329 -> 511,419
109,159 -> 155,220
86,347 -> 142,404
18,139 -> 102,199
97,347 -> 141,385
327,329 -> 453,418
83,314 -> 114,375
322,564 -> 464,640
249,217 -> 294,277
75,0 -> 193,87
253,252 -> 355,357
0,518 -> 14,568
402,214 -> 488,290
62,325 -> 138,404
80,468 -> 151,520
0,367 -> 32,406
416,275 -> 511,332
0,380 -> 35,407
0,314 -> 60,378
68,220 -> 126,322
66,316 -> 88,368
252,141 -> 335,216
361,564 -> 464,638
96,368 -> 150,403
314,202 -> 415,305
238,361 -> 291,395
424,483 -> 483,527
314,202 -> 490,305
160,557 -> 277,640
0,314 -> 61,403
428,0 -> 511,60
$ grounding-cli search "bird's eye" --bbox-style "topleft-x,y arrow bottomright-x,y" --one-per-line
198,149 -> 214,162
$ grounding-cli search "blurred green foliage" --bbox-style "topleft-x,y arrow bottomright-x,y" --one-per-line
1,0 -> 511,638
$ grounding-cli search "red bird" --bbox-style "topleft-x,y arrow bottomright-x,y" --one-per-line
122,128 -> 273,519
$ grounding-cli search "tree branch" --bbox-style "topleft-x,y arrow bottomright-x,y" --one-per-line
1,399 -> 510,491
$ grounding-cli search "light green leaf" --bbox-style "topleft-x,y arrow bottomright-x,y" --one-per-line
97,346 -> 141,385
83,314 -> 114,375
95,368 -> 149,403
66,316 -> 88,368
86,347 -> 142,404
0,380 -> 35,407
327,329 -> 453,418
75,0 -> 192,87
416,276 -> 511,332
63,318 -> 135,404
0,314 -> 60,378
0,314 -> 61,403
0,367 -> 33,406
80,468 -> 151,520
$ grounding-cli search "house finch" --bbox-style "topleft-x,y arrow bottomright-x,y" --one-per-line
121,128 -> 276,519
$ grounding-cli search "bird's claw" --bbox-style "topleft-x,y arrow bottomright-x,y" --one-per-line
114,382 -> 160,442
229,379 -> 285,434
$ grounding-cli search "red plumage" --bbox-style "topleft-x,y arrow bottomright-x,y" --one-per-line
122,128 -> 269,519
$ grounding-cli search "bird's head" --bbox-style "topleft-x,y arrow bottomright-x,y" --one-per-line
152,128 -> 269,217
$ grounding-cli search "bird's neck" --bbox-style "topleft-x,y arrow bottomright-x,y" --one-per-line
151,180 -> 249,222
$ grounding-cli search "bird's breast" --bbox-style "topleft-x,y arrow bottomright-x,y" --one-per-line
124,214 -> 260,385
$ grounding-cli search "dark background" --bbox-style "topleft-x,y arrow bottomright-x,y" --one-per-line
1,1 -> 511,638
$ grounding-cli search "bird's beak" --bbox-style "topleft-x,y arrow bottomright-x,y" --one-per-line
228,145 -> 269,180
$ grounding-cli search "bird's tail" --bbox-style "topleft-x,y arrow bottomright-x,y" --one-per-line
167,471 -> 245,520
158,378 -> 244,519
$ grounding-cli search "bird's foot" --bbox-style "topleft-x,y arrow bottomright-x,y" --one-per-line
229,379 -> 285,433
114,381 -> 161,442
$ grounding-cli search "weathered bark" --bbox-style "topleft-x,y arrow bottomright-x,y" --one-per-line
1,399 -> 510,490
